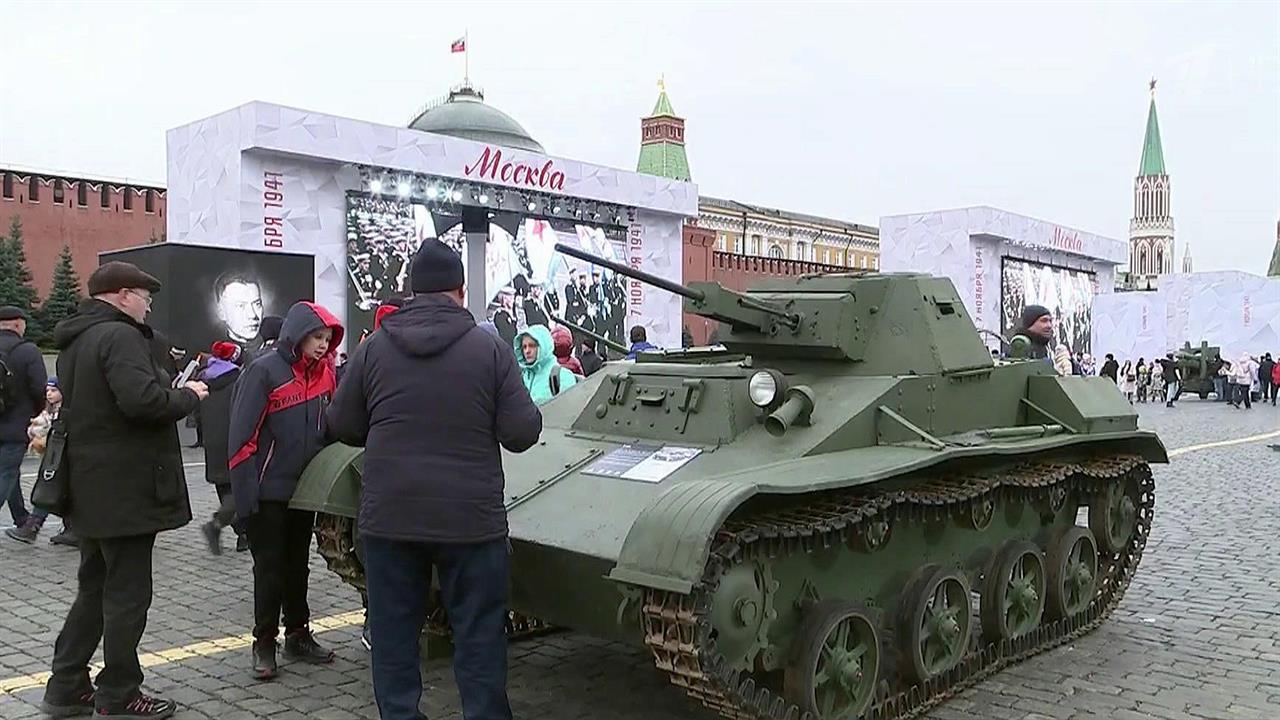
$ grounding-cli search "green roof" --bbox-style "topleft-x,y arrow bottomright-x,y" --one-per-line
651,90 -> 676,117
1139,97 -> 1166,176
637,141 -> 690,182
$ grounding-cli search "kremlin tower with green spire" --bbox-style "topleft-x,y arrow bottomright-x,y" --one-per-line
1128,79 -> 1175,289
636,77 -> 691,181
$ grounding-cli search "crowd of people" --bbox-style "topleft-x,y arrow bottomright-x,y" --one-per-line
0,237 -> 669,720
1009,303 -> 1280,410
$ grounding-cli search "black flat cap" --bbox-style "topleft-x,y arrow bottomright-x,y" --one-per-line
88,261 -> 162,296
0,306 -> 28,321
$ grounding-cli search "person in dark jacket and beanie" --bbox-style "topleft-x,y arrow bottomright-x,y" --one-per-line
199,342 -> 249,555
228,301 -> 343,680
43,262 -> 209,720
327,238 -> 542,720
0,305 -> 46,534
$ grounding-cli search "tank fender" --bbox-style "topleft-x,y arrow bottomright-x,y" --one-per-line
289,443 -> 364,517
608,479 -> 758,594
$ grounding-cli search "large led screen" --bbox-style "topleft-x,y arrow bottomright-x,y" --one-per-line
1000,257 -> 1095,354
345,194 -> 629,351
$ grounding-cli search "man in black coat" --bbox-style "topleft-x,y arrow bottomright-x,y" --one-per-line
0,306 -> 46,532
42,262 -> 209,720
327,239 -> 542,720
1100,354 -> 1119,383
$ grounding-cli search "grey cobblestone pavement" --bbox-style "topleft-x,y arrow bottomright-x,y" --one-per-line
1,400 -> 1277,719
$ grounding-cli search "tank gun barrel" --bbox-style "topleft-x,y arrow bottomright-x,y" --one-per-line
554,243 -> 801,331
555,243 -> 704,302
550,314 -> 630,355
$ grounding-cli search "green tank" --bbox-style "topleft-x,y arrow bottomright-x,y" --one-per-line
292,244 -> 1165,720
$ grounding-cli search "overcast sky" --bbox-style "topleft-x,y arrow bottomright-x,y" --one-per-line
2,1 -> 1276,273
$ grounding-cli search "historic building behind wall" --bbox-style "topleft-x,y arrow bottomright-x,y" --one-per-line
634,81 -> 880,343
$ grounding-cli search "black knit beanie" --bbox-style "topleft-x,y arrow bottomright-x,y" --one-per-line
410,239 -> 465,294
1020,304 -> 1051,331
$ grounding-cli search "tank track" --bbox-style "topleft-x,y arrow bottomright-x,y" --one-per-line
313,514 -> 554,641
639,454 -> 1155,720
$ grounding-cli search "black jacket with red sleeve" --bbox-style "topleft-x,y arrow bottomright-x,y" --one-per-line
228,302 -> 343,519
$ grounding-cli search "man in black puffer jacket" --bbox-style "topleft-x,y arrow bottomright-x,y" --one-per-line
228,301 -> 343,679
327,239 -> 542,720
44,262 -> 209,720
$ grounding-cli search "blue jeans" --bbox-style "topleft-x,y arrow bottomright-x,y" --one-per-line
364,535 -> 512,720
0,442 -> 31,527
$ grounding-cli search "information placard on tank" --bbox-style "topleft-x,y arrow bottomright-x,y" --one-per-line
583,444 -> 702,483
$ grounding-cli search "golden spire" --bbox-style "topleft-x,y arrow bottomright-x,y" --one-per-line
658,74 -> 666,93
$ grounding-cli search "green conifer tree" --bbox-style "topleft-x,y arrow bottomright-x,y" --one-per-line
37,245 -> 83,344
0,216 -> 41,316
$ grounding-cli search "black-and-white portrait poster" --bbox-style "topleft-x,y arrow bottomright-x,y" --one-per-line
1000,257 -> 1095,355
101,244 -> 314,354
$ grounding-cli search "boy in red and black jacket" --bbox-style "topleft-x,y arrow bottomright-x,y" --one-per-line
228,301 -> 343,680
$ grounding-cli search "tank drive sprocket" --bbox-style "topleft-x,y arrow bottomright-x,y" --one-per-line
639,454 -> 1154,720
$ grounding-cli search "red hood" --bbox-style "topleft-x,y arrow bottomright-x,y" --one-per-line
374,303 -> 399,331
551,326 -> 574,359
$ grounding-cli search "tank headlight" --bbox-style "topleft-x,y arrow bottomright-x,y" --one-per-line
748,371 -> 780,408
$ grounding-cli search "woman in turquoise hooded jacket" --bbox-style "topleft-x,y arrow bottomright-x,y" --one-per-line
516,324 -> 577,404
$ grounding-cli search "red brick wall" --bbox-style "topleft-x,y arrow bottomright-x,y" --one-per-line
681,223 -> 847,345
1,171 -> 166,299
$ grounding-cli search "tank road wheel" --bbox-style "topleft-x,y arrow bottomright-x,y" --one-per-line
981,540 -> 1046,641
784,600 -> 880,720
1046,526 -> 1098,619
1089,481 -> 1138,555
901,566 -> 972,684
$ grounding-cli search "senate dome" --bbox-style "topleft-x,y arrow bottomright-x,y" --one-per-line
408,83 -> 544,153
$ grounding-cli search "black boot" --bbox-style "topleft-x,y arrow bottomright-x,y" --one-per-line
283,629 -> 335,664
252,639 -> 278,680
49,527 -> 79,547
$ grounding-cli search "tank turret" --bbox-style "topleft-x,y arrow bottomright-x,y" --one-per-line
554,242 -> 994,374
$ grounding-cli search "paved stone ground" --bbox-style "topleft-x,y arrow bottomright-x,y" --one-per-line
1,399 -> 1278,720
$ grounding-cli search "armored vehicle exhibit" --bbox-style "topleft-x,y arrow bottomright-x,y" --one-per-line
1175,341 -> 1223,400
292,244 -> 1165,720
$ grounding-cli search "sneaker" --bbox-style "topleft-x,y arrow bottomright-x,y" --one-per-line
40,689 -> 94,718
252,639 -> 278,680
235,533 -> 250,553
201,521 -> 222,556
360,617 -> 371,652
5,517 -> 42,544
283,629 -> 335,664
94,692 -> 175,719
50,529 -> 80,547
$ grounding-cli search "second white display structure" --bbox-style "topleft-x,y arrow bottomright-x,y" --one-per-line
880,206 -> 1127,354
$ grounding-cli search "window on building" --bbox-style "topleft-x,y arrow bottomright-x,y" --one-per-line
734,236 -> 743,254
101,185 -> 110,208
145,189 -> 155,213
768,244 -> 784,259
53,179 -> 65,204
29,176 -> 39,202
860,255 -> 867,269
750,234 -> 761,255
123,188 -> 133,211
77,182 -> 86,206
871,257 -> 878,271
2,173 -> 12,199
716,234 -> 726,251
795,241 -> 807,261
